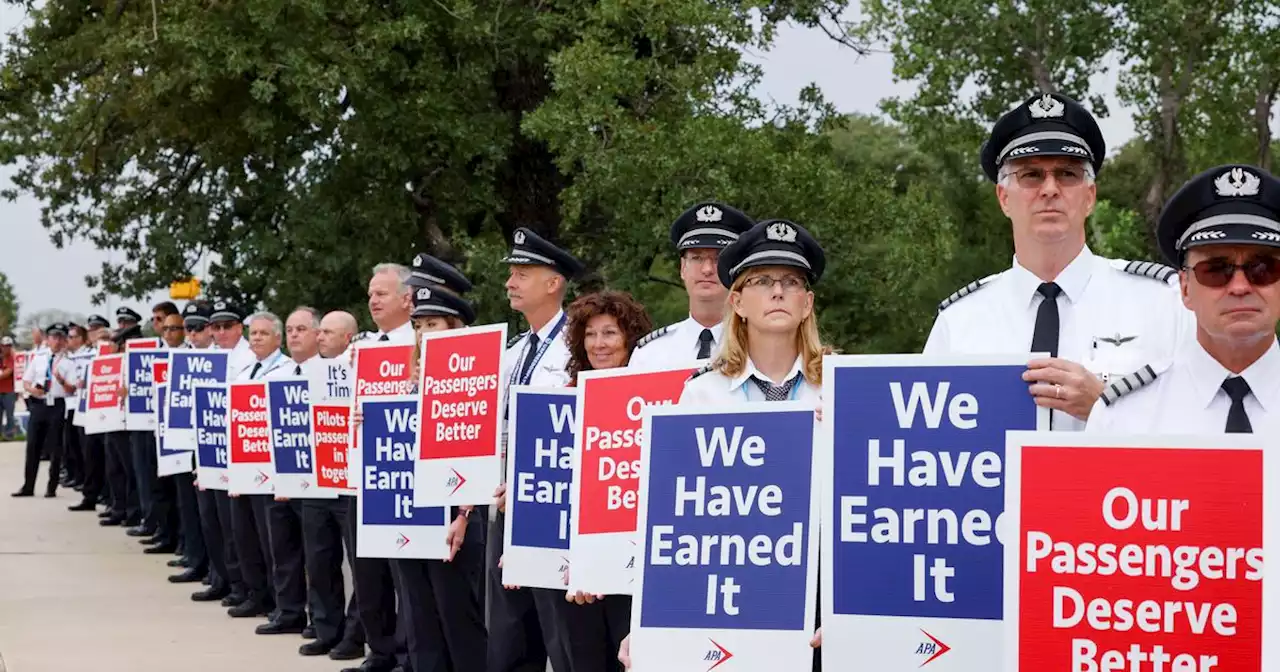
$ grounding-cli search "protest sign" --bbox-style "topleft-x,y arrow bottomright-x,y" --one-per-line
1003,432 -> 1277,672
193,383 -> 230,490
356,395 -> 448,559
311,358 -> 354,403
630,402 -> 820,672
313,404 -> 353,495
125,349 -> 166,431
569,365 -> 695,596
13,352 -> 26,394
125,337 -> 160,351
267,377 -> 330,498
165,351 -> 229,451
84,354 -> 125,435
503,387 -> 576,590
155,382 -> 192,476
96,342 -> 112,356
227,381 -> 273,494
70,352 -> 94,427
413,323 -> 505,506
347,342 -> 414,489
821,354 -> 1047,671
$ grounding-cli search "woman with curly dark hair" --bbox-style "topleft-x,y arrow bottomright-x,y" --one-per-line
564,290 -> 654,386
555,289 -> 651,671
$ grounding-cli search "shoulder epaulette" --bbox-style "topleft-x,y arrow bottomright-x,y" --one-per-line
688,363 -> 715,381
1100,364 -> 1159,407
1116,259 -> 1178,284
635,325 -> 673,349
938,274 -> 998,311
507,331 -> 528,349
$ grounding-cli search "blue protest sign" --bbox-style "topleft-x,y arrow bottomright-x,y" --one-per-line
125,349 -> 166,431
72,353 -> 94,420
267,377 -> 331,499
355,395 -> 448,559
820,354 -> 1047,671
166,351 -> 229,451
502,386 -> 576,589
155,383 -> 192,476
630,402 -> 819,671
192,383 -> 230,490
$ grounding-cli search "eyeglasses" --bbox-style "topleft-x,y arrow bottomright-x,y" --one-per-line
209,322 -> 239,332
1003,166 -> 1088,189
683,251 -> 719,268
1188,256 -> 1280,288
186,324 -> 206,333
741,274 -> 808,293
162,325 -> 186,333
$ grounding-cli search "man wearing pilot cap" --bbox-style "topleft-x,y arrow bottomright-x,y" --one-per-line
1088,165 -> 1280,435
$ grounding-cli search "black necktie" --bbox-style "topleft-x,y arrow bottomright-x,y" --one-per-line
752,375 -> 800,401
1222,377 -> 1253,433
294,364 -> 302,375
697,329 -> 714,360
518,334 -> 541,382
250,362 -> 262,379
1030,282 -> 1062,358
379,334 -> 390,342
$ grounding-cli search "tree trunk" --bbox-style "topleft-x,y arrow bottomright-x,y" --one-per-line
1255,74 -> 1278,169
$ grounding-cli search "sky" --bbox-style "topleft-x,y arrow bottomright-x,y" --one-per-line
1,4 -> 1145,323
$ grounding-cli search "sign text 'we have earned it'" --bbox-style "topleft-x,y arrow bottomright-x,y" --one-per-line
569,365 -> 695,596
630,402 -> 820,672
164,350 -> 228,451
125,348 -> 167,431
267,376 -> 331,498
347,341 -> 414,489
356,395 -> 448,560
1004,432 -> 1279,672
413,323 -> 505,507
503,387 -> 577,590
192,383 -> 230,490
821,354 -> 1046,672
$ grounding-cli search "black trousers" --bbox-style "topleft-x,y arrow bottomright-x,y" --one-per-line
230,493 -> 274,606
487,510 -> 556,672
174,472 -> 206,572
130,431 -> 167,530
391,513 -> 488,672
265,498 -> 307,623
104,431 -> 138,521
345,495 -> 401,666
62,411 -> 82,484
302,498 -> 357,645
546,595 -> 631,672
196,485 -> 232,592
213,489 -> 245,597
21,399 -> 64,494
79,429 -> 105,505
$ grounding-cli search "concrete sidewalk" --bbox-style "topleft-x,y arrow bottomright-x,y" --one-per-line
0,442 -> 344,672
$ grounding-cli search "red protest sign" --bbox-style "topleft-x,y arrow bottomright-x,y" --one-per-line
152,359 -> 170,385
227,381 -> 273,494
574,366 -> 694,534
354,343 -> 414,398
312,404 -> 353,493
13,352 -> 27,386
413,323 -> 506,506
1005,434 -> 1268,672
96,342 -> 112,356
126,337 -> 161,351
87,356 -> 124,410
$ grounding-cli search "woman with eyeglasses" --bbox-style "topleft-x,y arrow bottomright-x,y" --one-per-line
352,279 -> 489,672
554,290 -> 653,671
617,219 -> 829,670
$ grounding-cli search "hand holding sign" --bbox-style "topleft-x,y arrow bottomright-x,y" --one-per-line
1022,357 -> 1104,420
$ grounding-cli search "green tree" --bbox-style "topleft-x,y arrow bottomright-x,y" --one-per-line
0,271 -> 17,334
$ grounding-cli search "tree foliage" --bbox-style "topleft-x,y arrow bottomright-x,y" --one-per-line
0,270 -> 17,334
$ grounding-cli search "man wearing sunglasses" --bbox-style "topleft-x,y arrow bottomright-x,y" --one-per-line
924,92 -> 1191,430
1087,165 -> 1280,434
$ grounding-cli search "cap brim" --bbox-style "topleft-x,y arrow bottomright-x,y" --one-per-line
678,234 -> 736,250
999,138 -> 1093,167
721,255 -> 815,287
1182,222 -> 1280,252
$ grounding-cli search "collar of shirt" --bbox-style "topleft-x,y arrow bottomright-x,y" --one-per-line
229,337 -> 250,353
1185,335 -> 1280,412
301,354 -> 323,367
683,315 -> 724,343
530,308 -> 567,343
1008,245 -> 1096,308
377,320 -> 415,344
727,355 -> 805,393
256,349 -> 284,364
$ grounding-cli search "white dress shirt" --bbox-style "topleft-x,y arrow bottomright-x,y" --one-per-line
1086,337 -> 1280,435
501,309 -> 572,392
234,349 -> 288,382
221,337 -> 256,381
923,247 -> 1193,431
21,349 -> 74,405
680,355 -> 821,406
267,353 -> 323,380
628,315 -> 725,370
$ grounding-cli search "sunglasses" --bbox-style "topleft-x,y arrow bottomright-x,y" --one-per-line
1187,256 -> 1280,288
186,324 -> 206,334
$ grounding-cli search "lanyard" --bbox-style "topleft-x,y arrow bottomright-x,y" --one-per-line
250,351 -> 285,379
509,313 -> 567,387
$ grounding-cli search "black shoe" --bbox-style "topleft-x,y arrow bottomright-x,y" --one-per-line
255,618 -> 306,635
302,625 -> 316,640
126,525 -> 155,537
68,500 -> 96,511
220,592 -> 247,607
97,509 -> 113,518
99,516 -> 125,527
11,489 -> 33,498
143,543 -> 178,555
340,659 -> 396,672
328,639 -> 366,661
168,568 -> 205,584
139,536 -> 164,546
166,558 -> 188,568
192,586 -> 231,602
122,517 -> 142,527
299,639 -> 336,656
202,576 -> 211,586
227,600 -> 271,618
43,490 -> 56,498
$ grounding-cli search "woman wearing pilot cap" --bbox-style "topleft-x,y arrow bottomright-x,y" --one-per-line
618,218 -> 830,670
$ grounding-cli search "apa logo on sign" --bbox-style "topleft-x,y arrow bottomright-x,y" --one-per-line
396,533 -> 411,551
254,470 -> 271,486
702,640 -> 734,671
914,630 -> 951,666
446,468 -> 467,496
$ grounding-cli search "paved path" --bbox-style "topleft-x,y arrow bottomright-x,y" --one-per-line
0,442 -> 347,672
